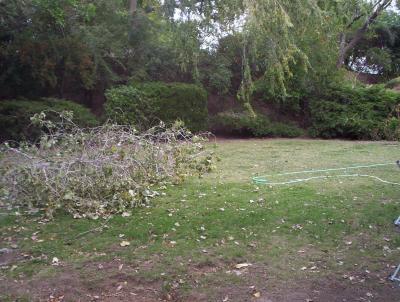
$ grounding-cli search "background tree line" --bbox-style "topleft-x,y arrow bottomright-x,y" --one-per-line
1,0 -> 400,141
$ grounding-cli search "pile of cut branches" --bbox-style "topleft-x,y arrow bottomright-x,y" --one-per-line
0,111 -> 214,219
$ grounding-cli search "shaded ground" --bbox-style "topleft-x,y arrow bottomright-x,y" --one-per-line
1,139 -> 400,301
2,259 -> 399,301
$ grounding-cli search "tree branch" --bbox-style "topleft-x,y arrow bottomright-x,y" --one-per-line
337,0 -> 393,68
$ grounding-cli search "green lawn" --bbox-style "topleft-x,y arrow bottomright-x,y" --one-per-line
1,139 -> 400,301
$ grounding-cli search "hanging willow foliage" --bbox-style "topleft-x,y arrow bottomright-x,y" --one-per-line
160,0 -> 327,112
160,0 -> 390,107
243,0 -> 323,96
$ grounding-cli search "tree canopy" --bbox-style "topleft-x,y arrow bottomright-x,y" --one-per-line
1,0 -> 399,110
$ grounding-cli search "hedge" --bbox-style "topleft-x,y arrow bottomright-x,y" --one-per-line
309,84 -> 400,140
105,82 -> 208,132
0,98 -> 98,142
210,111 -> 304,138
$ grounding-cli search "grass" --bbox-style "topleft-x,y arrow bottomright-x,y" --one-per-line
1,139 -> 400,301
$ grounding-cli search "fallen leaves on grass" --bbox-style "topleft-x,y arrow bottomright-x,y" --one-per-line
235,263 -> 252,269
47,295 -> 65,302
52,257 -> 60,266
292,224 -> 303,230
120,241 -> 130,247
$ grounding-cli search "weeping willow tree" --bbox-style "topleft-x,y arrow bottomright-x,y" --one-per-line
241,0 -> 387,96
159,0 -> 244,84
160,0 -> 395,115
243,0 -> 314,96
229,0 -> 330,113
159,0 -> 333,114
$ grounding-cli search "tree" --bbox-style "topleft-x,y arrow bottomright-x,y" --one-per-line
0,0 -> 130,100
337,0 -> 394,68
2,0 -> 398,115
346,10 -> 400,78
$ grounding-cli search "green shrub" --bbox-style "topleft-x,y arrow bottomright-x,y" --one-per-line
385,77 -> 400,89
253,77 -> 306,117
309,84 -> 400,140
105,82 -> 208,132
104,85 -> 153,127
383,116 -> 400,140
0,98 -> 98,142
211,111 -> 304,138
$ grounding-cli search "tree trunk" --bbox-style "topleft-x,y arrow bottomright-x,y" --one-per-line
130,0 -> 137,17
337,33 -> 347,68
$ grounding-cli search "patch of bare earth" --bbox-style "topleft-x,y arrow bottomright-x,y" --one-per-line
186,273 -> 400,302
0,247 -> 22,267
0,254 -> 400,302
0,267 -> 400,302
183,260 -> 400,302
1,260 -> 164,302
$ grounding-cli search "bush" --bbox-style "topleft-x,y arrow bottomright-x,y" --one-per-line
104,85 -> 154,127
383,116 -> 400,140
211,111 -> 304,138
105,82 -> 208,132
385,77 -> 400,89
309,84 -> 400,140
0,112 -> 215,219
0,98 -> 98,142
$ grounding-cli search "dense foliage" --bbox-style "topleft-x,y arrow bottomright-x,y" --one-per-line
0,98 -> 97,142
211,112 -> 304,138
104,86 -> 152,128
2,1 -> 398,101
105,82 -> 208,132
1,0 -> 400,141
0,0 -> 128,99
309,85 -> 400,140
347,11 -> 400,78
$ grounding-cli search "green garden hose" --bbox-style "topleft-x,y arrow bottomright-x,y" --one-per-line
252,162 -> 400,186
